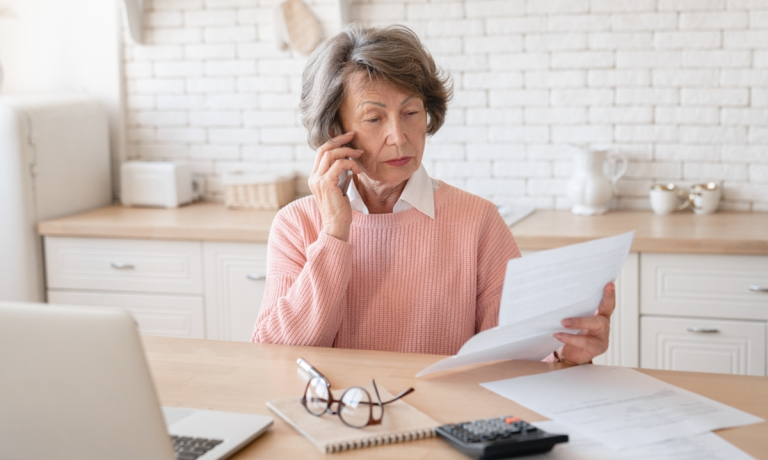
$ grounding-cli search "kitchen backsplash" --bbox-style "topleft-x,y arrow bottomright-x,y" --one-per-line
124,0 -> 768,211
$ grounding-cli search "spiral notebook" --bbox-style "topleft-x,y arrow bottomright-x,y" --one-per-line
267,386 -> 439,453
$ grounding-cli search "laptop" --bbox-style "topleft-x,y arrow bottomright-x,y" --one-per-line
0,302 -> 273,460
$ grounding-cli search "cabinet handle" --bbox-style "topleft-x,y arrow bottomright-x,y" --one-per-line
749,285 -> 768,292
687,326 -> 720,334
111,262 -> 135,270
247,273 -> 266,281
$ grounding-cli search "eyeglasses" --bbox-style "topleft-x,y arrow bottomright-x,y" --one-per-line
300,374 -> 415,429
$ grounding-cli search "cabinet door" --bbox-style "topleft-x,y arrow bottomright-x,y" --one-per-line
48,290 -> 205,339
45,237 -> 203,295
640,253 -> 768,321
641,316 -> 766,376
204,242 -> 268,342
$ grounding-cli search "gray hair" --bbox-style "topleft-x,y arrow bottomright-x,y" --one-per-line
300,24 -> 453,150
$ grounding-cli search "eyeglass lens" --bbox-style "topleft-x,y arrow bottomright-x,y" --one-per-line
339,387 -> 372,428
305,377 -> 329,415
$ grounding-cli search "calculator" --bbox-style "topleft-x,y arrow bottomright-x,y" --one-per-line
436,415 -> 568,459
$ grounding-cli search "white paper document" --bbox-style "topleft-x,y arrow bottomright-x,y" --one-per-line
481,365 -> 764,450
416,231 -> 634,377
529,421 -> 756,460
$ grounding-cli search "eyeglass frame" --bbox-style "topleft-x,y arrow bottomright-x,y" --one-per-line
300,375 -> 415,429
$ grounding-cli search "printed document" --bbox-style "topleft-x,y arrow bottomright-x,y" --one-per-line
481,366 -> 764,450
416,231 -> 634,377
529,421 -> 756,460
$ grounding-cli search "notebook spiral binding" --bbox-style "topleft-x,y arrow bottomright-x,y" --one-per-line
326,427 -> 436,453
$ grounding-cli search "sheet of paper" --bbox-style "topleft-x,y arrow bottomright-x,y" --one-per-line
481,365 -> 764,450
528,421 -> 756,460
416,231 -> 634,377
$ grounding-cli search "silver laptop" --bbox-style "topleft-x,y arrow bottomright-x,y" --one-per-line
0,302 -> 273,460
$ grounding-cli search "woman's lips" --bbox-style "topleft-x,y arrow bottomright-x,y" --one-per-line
384,157 -> 412,167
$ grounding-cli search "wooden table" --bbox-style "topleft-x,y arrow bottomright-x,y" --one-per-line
143,336 -> 768,459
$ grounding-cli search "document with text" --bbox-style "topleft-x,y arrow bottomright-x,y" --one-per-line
529,421 -> 756,460
416,231 -> 634,377
481,366 -> 764,450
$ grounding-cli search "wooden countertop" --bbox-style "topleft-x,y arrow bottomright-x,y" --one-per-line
38,202 -> 768,255
143,336 -> 768,459
511,210 -> 768,255
38,202 -> 277,243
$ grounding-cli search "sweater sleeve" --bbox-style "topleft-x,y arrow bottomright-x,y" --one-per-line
475,204 -> 521,333
251,204 -> 354,347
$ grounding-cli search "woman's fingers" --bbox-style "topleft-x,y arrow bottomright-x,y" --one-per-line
596,282 -> 616,317
554,332 -> 607,357
561,315 -> 609,334
555,283 -> 616,364
324,159 -> 363,183
312,132 -> 355,171
316,147 -> 363,176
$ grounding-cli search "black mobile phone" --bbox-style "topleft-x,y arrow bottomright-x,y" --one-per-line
338,169 -> 353,196
331,125 -> 355,196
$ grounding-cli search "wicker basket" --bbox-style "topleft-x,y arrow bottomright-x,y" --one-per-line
223,173 -> 295,210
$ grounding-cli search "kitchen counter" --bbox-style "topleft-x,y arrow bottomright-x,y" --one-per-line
37,202 -> 277,243
38,202 -> 768,255
511,210 -> 768,255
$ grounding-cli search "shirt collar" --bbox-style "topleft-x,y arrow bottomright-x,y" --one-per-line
347,163 -> 436,219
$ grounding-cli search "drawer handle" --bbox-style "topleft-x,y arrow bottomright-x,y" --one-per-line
247,273 -> 266,281
687,327 -> 720,334
749,285 -> 768,292
111,262 -> 135,270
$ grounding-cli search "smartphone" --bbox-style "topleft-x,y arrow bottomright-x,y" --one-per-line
331,124 -> 355,196
338,169 -> 353,196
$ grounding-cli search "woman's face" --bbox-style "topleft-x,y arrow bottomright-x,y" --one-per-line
337,71 -> 428,190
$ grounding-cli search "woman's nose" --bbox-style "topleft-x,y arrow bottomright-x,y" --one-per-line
385,118 -> 406,146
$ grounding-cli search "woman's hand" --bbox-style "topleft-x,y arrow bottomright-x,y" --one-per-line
308,132 -> 363,242
553,282 -> 615,365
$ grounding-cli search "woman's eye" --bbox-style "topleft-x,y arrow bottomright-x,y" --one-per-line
406,111 -> 419,116
366,117 -> 379,123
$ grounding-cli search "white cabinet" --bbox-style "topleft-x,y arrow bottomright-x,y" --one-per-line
639,253 -> 768,376
48,290 -> 205,339
203,242 -> 268,342
640,254 -> 768,321
45,237 -> 203,295
641,316 -> 766,376
45,236 -> 267,342
46,237 -> 207,338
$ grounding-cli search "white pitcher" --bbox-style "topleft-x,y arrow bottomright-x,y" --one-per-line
567,147 -> 628,216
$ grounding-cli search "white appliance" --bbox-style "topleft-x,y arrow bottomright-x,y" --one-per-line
121,161 -> 200,208
0,94 -> 112,302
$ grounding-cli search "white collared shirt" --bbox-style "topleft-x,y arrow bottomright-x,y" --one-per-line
347,163 -> 440,219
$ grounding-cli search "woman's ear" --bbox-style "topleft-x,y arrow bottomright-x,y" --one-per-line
329,120 -> 343,138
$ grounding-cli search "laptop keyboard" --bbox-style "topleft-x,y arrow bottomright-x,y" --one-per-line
171,435 -> 224,460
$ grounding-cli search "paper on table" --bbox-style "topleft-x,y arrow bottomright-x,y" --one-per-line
416,231 -> 634,377
528,421 -> 757,460
481,366 -> 764,450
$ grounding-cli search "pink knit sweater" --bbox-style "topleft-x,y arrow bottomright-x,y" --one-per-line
251,182 -> 522,355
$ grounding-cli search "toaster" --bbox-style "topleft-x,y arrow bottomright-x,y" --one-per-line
120,161 -> 203,208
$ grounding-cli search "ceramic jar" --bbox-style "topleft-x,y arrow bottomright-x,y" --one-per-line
567,147 -> 628,216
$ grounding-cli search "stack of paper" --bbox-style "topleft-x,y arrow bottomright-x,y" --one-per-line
529,421 -> 757,460
481,366 -> 763,458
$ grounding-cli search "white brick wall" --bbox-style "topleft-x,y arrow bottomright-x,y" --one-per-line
124,0 -> 768,211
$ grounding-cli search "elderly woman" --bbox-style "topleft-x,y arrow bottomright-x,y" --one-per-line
252,25 -> 614,365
